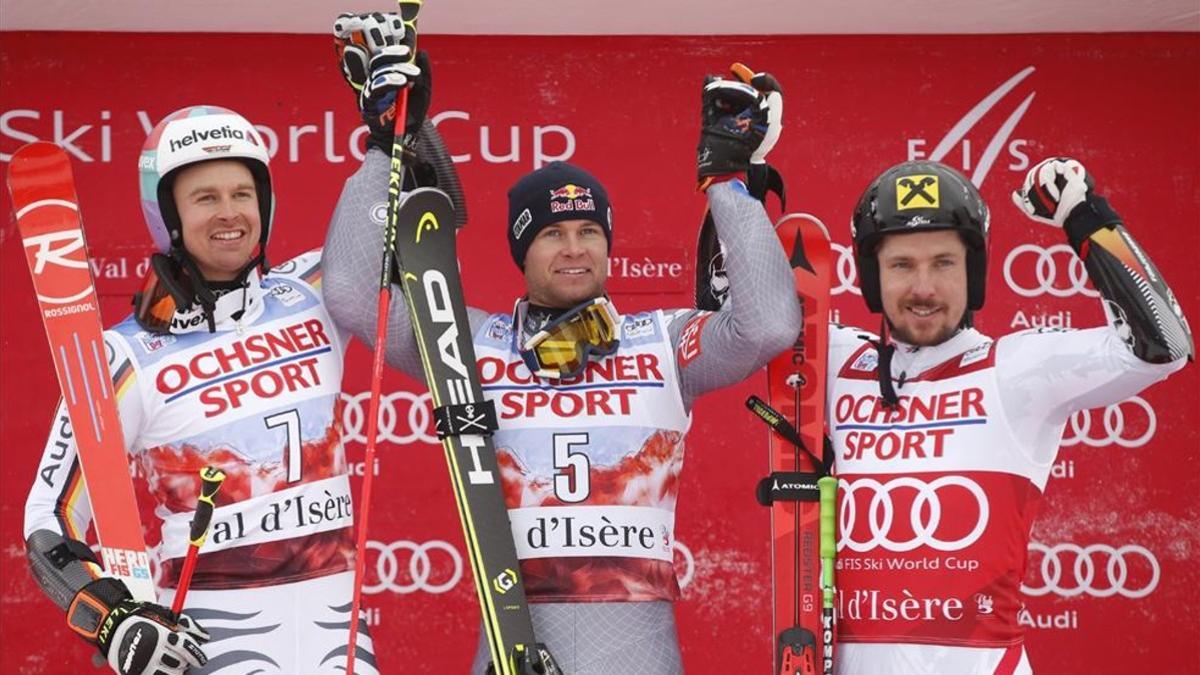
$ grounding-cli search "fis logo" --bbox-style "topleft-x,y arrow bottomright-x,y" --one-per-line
896,175 -> 939,210
907,66 -> 1037,187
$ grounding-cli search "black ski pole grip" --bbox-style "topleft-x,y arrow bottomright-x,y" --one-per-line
745,395 -> 826,473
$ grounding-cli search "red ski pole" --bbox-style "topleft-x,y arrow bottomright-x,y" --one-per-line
172,466 -> 226,614
347,3 -> 421,673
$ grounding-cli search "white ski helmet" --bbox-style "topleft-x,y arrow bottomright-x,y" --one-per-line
139,105 -> 273,259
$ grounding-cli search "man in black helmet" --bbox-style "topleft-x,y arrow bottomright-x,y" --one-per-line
827,158 -> 1193,674
322,16 -> 799,673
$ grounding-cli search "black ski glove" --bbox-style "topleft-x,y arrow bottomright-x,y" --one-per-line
697,63 -> 783,188
68,577 -> 209,674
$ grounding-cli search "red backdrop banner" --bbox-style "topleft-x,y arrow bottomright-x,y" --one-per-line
1,32 -> 1197,674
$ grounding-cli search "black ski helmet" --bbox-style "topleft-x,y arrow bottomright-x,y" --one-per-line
851,160 -> 989,313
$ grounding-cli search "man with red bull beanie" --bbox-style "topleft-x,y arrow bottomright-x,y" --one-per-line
826,158 -> 1192,674
323,13 -> 800,674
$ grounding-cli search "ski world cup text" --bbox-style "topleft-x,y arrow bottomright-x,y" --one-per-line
155,319 -> 331,417
834,388 -> 987,461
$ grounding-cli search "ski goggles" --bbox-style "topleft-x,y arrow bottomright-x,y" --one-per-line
516,297 -> 621,379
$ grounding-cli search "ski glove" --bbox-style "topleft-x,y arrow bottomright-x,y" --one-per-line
697,63 -> 783,185
334,12 -> 431,154
1012,156 -> 1122,251
68,577 -> 209,674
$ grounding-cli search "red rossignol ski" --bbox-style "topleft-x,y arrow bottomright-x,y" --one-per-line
749,213 -> 835,675
8,142 -> 156,602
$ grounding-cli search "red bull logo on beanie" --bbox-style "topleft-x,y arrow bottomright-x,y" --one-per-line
549,183 -> 596,214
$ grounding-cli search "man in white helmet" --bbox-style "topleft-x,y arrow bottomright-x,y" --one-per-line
23,105 -> 378,674
826,158 -> 1192,674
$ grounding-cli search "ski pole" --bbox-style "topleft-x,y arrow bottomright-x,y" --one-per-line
172,466 -> 226,614
347,3 -> 421,673
817,476 -> 837,675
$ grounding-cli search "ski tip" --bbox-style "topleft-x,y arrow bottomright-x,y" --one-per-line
7,142 -> 77,213
775,212 -> 831,240
9,141 -> 68,166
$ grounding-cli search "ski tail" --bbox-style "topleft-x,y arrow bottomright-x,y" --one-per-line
757,213 -> 836,675
8,142 -> 155,602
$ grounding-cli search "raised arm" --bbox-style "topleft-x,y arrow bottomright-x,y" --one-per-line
671,64 -> 800,409
999,158 -> 1192,462
324,14 -> 479,378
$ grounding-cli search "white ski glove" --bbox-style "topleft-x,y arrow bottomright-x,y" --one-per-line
333,12 -> 413,89
333,11 -> 426,153
1011,157 -> 1092,228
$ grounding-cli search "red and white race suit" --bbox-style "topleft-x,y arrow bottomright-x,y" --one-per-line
827,322 -> 1186,675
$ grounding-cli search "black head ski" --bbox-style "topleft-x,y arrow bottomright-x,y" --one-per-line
393,187 -> 560,675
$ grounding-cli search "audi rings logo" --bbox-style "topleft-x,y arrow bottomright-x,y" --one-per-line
838,476 -> 989,553
1062,396 -> 1156,449
1022,542 -> 1159,599
364,539 -> 464,594
340,391 -> 436,445
1003,244 -> 1098,298
832,243 -> 861,297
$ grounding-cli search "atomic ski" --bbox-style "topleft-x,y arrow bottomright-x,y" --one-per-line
8,142 -> 156,602
750,213 -> 836,675
393,187 -> 559,675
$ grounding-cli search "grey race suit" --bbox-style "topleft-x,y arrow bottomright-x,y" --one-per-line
323,147 -> 801,674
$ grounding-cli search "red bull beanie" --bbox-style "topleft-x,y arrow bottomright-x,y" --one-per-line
507,161 -> 613,268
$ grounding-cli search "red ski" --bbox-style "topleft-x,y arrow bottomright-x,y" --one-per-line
8,142 -> 155,602
748,213 -> 835,675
